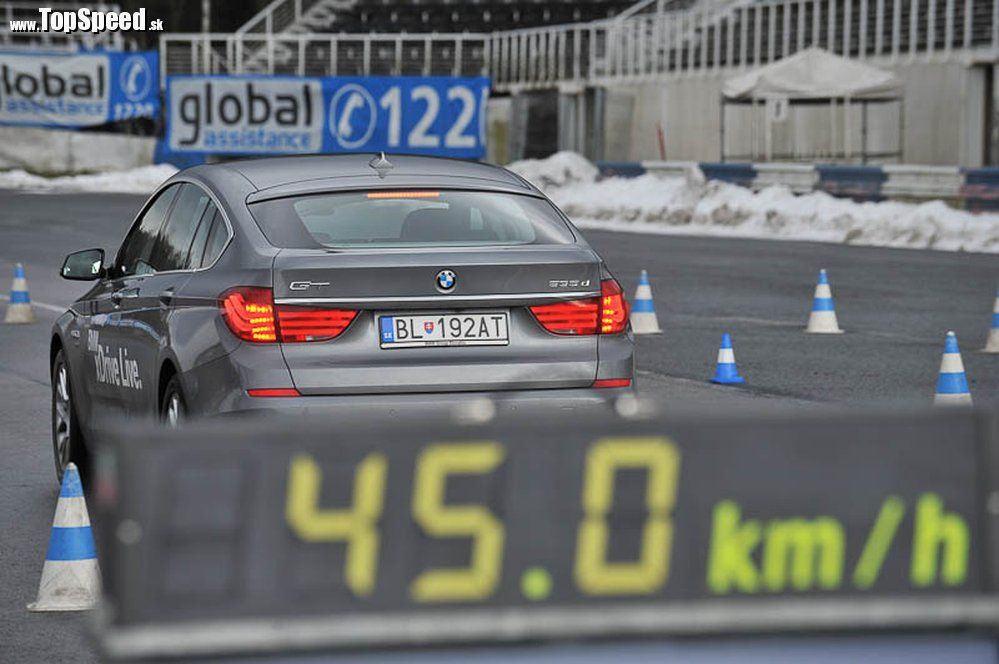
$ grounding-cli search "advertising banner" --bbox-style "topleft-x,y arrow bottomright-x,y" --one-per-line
165,75 -> 489,159
0,51 -> 158,127
94,407 -> 997,659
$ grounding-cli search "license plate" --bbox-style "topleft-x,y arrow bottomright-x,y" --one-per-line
378,312 -> 509,348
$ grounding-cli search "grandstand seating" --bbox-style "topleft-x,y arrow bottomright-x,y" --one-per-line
238,0 -> 639,37
340,1 -> 638,32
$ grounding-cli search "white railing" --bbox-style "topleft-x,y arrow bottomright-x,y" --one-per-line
160,32 -> 491,81
160,0 -> 998,88
236,0 -> 351,35
491,0 -> 999,89
238,0 -> 307,35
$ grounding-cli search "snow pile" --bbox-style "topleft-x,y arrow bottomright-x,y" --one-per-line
507,151 -> 599,190
508,151 -> 999,254
0,165 -> 178,193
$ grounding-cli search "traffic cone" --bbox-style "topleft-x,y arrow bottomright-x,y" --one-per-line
710,333 -> 746,385
629,270 -> 662,334
983,289 -> 999,353
4,263 -> 35,324
27,463 -> 100,611
805,269 -> 842,334
934,331 -> 972,406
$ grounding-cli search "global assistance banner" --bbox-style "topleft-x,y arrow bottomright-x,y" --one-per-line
165,75 -> 489,159
0,51 -> 158,127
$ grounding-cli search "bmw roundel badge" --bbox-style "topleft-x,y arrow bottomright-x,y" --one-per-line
436,269 -> 457,292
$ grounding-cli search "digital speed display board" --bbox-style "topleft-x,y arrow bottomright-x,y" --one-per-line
94,407 -> 996,659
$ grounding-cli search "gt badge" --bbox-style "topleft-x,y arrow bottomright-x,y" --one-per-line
436,269 -> 456,292
289,280 -> 331,291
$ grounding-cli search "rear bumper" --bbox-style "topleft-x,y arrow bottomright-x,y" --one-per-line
218,386 -> 632,420
183,333 -> 635,419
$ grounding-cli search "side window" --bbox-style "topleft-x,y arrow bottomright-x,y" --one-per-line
184,202 -> 217,269
150,184 -> 212,272
200,212 -> 230,268
115,185 -> 178,278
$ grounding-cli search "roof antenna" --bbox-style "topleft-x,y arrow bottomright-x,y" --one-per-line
369,152 -> 393,179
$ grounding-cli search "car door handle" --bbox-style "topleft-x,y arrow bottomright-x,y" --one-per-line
111,288 -> 138,306
159,288 -> 176,307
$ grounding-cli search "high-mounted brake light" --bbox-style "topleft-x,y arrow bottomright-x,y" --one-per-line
529,279 -> 629,336
366,191 -> 440,199
220,287 -> 358,343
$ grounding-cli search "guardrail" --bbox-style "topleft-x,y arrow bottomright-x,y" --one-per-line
93,405 -> 999,660
594,160 -> 999,208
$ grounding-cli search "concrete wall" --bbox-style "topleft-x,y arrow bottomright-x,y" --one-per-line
0,127 -> 155,175
591,61 -> 983,167
486,97 -> 512,165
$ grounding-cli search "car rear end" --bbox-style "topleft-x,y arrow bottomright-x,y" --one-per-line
214,186 -> 633,415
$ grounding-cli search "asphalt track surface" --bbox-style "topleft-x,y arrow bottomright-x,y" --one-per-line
0,190 -> 996,661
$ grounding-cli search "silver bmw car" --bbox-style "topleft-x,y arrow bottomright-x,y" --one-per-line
50,154 -> 634,479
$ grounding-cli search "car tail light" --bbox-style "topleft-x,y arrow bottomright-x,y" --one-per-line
247,387 -> 301,397
529,279 -> 629,336
593,378 -> 632,388
275,306 -> 358,342
529,297 -> 599,335
220,287 -> 277,342
599,278 -> 629,334
220,287 -> 358,343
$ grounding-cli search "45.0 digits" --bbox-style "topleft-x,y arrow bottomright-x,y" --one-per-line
284,437 -> 681,602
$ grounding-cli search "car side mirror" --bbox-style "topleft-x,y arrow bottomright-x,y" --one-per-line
61,249 -> 105,281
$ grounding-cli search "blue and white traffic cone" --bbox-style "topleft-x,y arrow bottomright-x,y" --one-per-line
629,270 -> 662,334
934,331 -> 972,406
710,333 -> 746,385
27,463 -> 100,611
983,289 -> 999,353
4,263 -> 35,324
805,269 -> 842,334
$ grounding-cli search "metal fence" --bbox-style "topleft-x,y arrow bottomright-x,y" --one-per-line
160,33 -> 491,82
490,0 -> 999,89
235,0 -> 342,36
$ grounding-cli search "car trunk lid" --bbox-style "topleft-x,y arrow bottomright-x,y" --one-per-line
272,245 -> 601,394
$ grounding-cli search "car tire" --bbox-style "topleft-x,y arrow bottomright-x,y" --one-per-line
160,374 -> 186,428
51,349 -> 88,485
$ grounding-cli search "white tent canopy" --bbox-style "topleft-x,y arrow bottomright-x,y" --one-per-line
722,48 -> 902,100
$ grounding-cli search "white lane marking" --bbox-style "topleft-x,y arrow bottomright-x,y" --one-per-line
0,293 -> 66,314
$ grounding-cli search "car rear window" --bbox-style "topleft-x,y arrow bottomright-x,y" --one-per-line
248,190 -> 576,249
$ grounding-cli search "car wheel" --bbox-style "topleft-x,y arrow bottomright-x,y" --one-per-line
51,349 -> 87,485
161,375 -> 186,428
